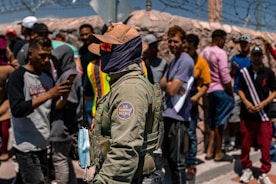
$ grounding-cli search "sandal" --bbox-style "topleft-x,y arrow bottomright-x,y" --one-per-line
214,154 -> 233,163
0,154 -> 9,162
204,155 -> 213,160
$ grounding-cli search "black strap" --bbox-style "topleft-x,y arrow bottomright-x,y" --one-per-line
81,87 -> 88,128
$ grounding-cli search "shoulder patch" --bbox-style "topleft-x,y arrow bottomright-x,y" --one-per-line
117,102 -> 134,120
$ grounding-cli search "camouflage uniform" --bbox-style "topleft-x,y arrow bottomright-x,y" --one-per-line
92,64 -> 155,184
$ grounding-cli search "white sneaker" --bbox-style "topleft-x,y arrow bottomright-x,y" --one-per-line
153,148 -> 162,154
240,168 -> 253,183
258,173 -> 272,184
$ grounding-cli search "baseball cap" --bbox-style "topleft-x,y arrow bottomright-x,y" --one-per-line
5,28 -> 17,36
89,23 -> 140,44
240,35 -> 251,43
18,16 -> 37,29
32,23 -> 52,34
88,23 -> 147,55
142,34 -> 158,45
251,46 -> 263,55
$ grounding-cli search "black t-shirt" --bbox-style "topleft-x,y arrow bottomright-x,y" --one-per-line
79,45 -> 99,79
79,45 -> 99,94
238,65 -> 276,120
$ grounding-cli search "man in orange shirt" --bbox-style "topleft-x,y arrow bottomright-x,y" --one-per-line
185,34 -> 211,180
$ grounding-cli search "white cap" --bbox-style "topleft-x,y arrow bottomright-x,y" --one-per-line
142,34 -> 158,45
251,46 -> 263,55
20,16 -> 38,29
239,35 -> 251,43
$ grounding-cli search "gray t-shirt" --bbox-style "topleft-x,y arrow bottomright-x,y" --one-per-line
8,67 -> 54,152
16,42 -> 29,65
150,57 -> 167,83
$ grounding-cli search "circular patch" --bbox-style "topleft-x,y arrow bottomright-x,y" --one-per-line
117,102 -> 134,120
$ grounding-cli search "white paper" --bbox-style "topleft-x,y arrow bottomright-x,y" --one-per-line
171,77 -> 194,113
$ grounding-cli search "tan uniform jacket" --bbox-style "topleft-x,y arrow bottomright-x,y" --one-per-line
93,64 -> 153,184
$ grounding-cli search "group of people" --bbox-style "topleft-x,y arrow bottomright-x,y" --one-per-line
0,14 -> 276,184
1,16 -> 85,184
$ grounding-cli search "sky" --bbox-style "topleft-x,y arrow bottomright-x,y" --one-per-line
0,0 -> 274,33
0,0 -> 162,23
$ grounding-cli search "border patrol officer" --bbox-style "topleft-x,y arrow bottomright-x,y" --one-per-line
87,23 -> 161,184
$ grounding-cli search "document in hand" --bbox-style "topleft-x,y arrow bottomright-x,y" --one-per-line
171,76 -> 194,113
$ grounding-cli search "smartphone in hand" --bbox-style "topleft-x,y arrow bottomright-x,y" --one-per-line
67,74 -> 77,85
60,74 -> 77,101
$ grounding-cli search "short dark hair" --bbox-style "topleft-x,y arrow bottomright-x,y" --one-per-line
54,31 -> 66,42
29,36 -> 51,51
79,23 -> 94,33
186,34 -> 199,47
167,25 -> 186,41
211,29 -> 226,39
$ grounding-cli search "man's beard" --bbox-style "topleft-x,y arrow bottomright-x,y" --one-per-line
252,60 -> 262,65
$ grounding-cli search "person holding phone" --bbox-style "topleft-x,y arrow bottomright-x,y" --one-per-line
50,44 -> 82,184
7,37 -> 71,183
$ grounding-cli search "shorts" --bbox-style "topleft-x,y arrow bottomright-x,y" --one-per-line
228,93 -> 241,123
207,90 -> 234,129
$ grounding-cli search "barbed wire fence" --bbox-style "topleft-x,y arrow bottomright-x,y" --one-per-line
0,0 -> 90,15
159,0 -> 276,32
0,0 -> 276,32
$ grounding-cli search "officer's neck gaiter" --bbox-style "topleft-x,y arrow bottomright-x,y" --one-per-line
100,36 -> 142,73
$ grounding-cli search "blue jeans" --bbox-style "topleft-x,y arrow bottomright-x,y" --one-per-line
85,100 -> 93,127
13,148 -> 48,184
187,104 -> 199,166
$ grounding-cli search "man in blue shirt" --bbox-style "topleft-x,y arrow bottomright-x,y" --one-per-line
160,25 -> 194,183
227,35 -> 251,151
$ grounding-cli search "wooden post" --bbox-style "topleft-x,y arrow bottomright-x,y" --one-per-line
208,0 -> 222,23
146,0 -> 152,11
